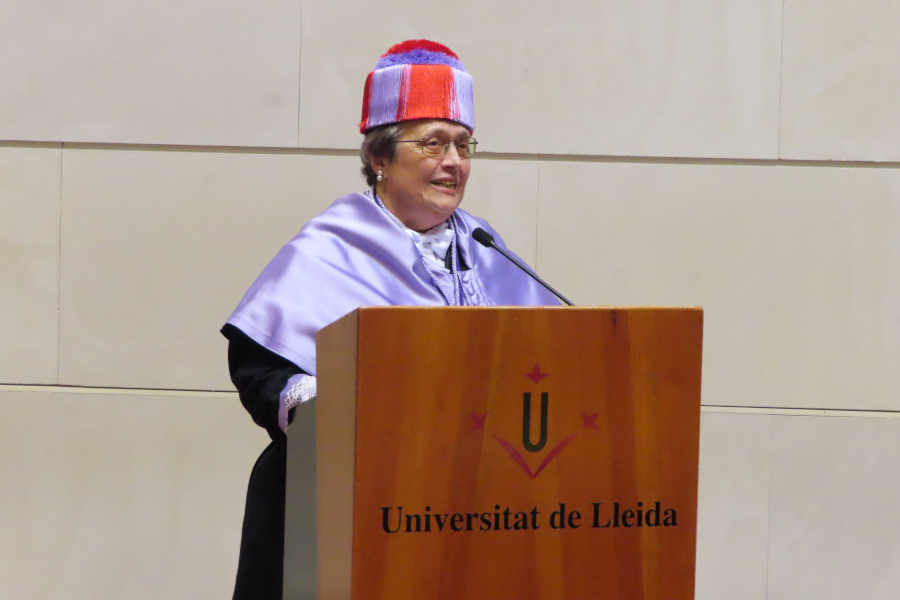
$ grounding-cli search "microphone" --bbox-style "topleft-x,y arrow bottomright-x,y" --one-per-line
472,228 -> 575,306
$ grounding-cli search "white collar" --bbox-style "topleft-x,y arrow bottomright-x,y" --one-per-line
404,221 -> 455,267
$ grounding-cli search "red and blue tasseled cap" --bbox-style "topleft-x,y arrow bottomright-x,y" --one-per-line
359,40 -> 474,134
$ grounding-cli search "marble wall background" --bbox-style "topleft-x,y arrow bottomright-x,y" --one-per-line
2,0 -> 898,598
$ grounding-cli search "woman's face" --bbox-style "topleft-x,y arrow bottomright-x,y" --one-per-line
375,119 -> 472,232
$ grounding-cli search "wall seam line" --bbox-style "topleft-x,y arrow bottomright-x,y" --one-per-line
534,162 -> 541,272
776,0 -> 787,160
5,141 -> 900,169
295,2 -> 303,148
55,144 -> 64,385
0,384 -> 236,398
764,415 -> 775,598
4,384 -> 896,417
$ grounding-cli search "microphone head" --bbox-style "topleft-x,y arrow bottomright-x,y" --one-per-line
472,227 -> 495,247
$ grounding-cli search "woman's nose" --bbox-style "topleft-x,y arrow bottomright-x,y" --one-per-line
441,144 -> 462,166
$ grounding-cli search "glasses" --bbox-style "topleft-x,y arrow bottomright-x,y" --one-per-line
395,136 -> 477,158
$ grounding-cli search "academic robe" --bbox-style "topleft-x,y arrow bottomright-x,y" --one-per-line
223,191 -> 560,600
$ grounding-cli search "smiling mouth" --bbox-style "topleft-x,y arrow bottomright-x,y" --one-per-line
431,180 -> 457,190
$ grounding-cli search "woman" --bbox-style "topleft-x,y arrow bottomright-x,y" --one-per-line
222,39 -> 559,600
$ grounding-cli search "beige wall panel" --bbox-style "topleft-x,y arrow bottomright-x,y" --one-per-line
298,0 -> 783,158
695,412 -> 770,600
0,146 -> 61,384
58,150 -> 537,390
59,150 -> 360,390
460,159 -> 539,265
780,1 -> 900,161
0,1 -> 301,146
0,389 -> 268,600
537,162 -> 900,410
767,415 -> 900,599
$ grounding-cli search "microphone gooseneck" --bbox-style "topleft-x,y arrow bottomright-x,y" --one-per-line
472,227 -> 575,306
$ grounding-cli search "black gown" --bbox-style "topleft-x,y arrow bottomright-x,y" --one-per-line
223,323 -> 304,600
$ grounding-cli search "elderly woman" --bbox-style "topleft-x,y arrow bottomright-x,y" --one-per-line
221,40 -> 559,600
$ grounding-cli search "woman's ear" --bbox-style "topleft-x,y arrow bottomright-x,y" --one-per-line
369,152 -> 390,175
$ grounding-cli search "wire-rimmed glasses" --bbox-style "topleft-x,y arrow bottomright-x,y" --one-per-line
395,136 -> 477,158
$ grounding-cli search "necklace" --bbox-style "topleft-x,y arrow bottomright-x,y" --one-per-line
370,190 -> 464,306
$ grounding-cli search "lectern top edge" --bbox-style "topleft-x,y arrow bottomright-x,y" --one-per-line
351,305 -> 704,312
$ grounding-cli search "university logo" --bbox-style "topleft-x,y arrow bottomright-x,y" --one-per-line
471,363 -> 599,479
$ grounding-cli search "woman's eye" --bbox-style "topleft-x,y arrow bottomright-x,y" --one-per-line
424,139 -> 443,148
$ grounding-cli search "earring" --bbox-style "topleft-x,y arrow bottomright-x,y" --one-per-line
376,170 -> 383,182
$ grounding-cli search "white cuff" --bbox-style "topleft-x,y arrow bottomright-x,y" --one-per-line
278,374 -> 317,433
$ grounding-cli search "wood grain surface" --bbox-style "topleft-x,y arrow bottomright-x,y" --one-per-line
315,307 -> 703,600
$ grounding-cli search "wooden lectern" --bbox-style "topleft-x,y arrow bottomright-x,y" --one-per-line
285,307 -> 703,600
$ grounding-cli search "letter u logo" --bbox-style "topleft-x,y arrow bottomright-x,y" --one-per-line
522,392 -> 548,452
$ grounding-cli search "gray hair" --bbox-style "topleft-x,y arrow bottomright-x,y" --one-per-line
360,123 -> 404,187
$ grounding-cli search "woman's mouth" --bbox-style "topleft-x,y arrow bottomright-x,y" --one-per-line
431,180 -> 457,190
